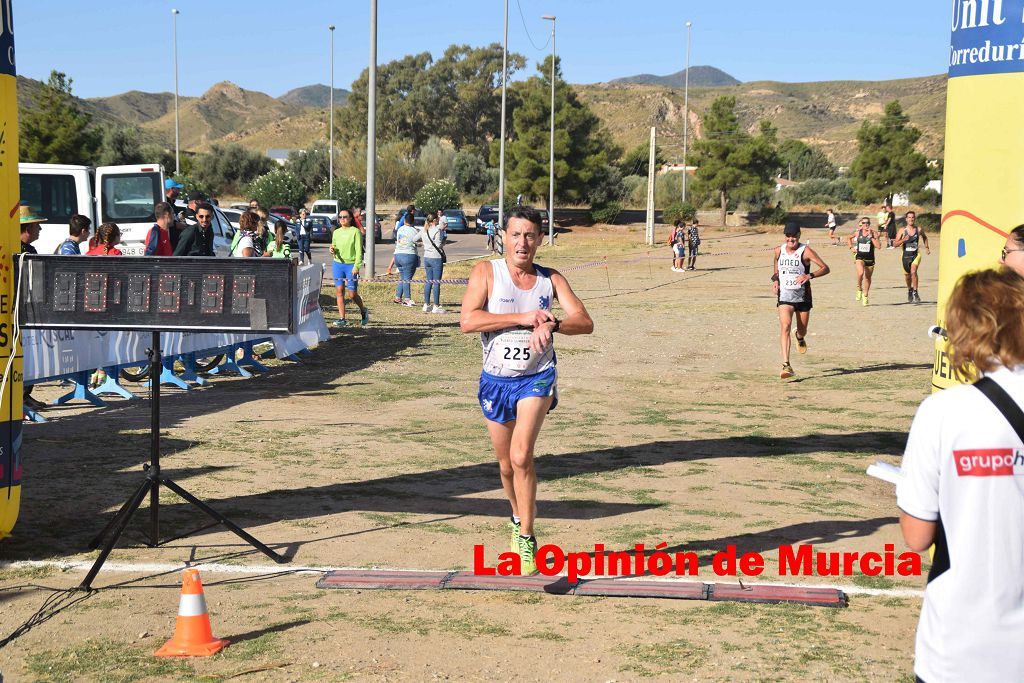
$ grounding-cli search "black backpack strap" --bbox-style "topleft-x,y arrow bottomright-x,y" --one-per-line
974,376 -> 1024,445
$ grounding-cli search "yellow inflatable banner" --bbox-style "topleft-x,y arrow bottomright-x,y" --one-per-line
934,1 -> 1024,390
0,1 -> 21,540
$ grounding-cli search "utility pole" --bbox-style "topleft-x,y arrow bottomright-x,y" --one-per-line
646,127 -> 657,245
543,15 -> 556,245
498,0 -> 509,228
329,24 -> 336,198
172,9 -> 180,176
682,21 -> 692,204
365,2 -> 377,276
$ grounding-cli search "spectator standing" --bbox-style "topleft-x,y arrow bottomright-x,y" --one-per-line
669,220 -> 686,272
897,267 -> 1024,683
883,203 -> 897,248
18,204 -> 44,412
330,209 -> 370,326
686,219 -> 701,271
85,223 -> 123,256
266,221 -> 292,258
295,208 -> 313,264
144,203 -> 175,256
231,211 -> 260,257
173,202 -> 216,256
387,211 -> 420,306
164,178 -> 183,204
255,208 -> 272,255
416,211 -> 447,313
249,199 -> 260,211
56,214 -> 91,255
1001,224 -> 1024,276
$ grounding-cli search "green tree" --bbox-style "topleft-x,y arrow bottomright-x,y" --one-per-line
192,143 -> 276,196
246,169 -> 307,209
287,143 -> 330,195
20,70 -> 101,164
414,178 -> 460,214
618,142 -> 665,178
338,53 -> 438,147
691,96 -> 780,225
496,56 -> 616,214
452,150 -> 490,194
850,101 -> 929,204
317,175 -> 367,211
777,139 -> 838,181
430,44 -> 526,153
97,125 -> 144,166
338,45 -> 526,152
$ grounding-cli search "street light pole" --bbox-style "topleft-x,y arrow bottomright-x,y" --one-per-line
682,21 -> 692,204
542,15 -> 556,245
329,24 -> 336,199
172,8 -> 180,176
498,0 -> 509,228
365,1 -> 377,276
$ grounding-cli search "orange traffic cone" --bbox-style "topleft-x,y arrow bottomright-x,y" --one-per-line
155,569 -> 229,657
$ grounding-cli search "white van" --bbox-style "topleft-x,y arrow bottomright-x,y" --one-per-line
19,163 -> 166,255
308,198 -> 340,224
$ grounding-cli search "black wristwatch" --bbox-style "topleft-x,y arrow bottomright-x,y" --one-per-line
552,318 -> 561,333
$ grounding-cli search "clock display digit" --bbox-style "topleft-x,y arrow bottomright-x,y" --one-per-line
231,275 -> 255,314
157,274 -> 181,313
201,275 -> 224,314
53,272 -> 77,311
83,273 -> 108,312
127,274 -> 150,313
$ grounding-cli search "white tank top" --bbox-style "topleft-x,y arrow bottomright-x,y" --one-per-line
777,243 -> 808,303
481,259 -> 556,377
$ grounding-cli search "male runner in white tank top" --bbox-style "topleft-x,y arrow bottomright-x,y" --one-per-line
461,207 -> 594,574
772,222 -> 830,379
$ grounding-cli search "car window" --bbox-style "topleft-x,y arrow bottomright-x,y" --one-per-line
100,172 -> 161,223
20,173 -> 78,224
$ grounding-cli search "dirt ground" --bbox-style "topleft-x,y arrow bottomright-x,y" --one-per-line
0,224 -> 939,682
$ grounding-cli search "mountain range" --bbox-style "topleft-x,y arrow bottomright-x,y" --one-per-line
609,65 -> 741,88
15,70 -> 946,166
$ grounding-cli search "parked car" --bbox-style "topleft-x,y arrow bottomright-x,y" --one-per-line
309,198 -> 340,224
308,216 -> 333,243
443,209 -> 470,233
219,207 -> 244,231
270,205 -> 295,220
475,204 -> 499,233
538,209 -> 552,233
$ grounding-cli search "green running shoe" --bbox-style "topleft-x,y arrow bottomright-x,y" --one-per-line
508,518 -> 520,553
518,534 -> 538,575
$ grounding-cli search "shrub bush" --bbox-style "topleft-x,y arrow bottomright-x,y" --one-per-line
246,169 -> 307,210
591,202 -> 622,225
414,178 -> 460,214
316,176 -> 367,210
662,201 -> 697,224
759,204 -> 789,225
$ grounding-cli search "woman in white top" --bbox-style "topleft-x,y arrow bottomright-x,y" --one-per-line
416,212 -> 447,313
386,211 -> 420,305
898,267 -> 1024,683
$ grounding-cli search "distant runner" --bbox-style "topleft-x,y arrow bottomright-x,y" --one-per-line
460,207 -> 594,574
893,210 -> 930,303
848,217 -> 880,306
826,209 -> 838,245
773,222 -> 829,380
686,219 -> 701,271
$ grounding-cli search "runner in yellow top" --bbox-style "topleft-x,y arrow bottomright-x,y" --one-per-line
330,209 -> 370,327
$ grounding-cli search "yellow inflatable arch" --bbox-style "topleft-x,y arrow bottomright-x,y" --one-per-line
0,1 -> 23,540
934,1 -> 1024,390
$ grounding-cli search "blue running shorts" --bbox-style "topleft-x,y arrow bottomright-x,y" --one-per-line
332,261 -> 358,291
478,367 -> 558,424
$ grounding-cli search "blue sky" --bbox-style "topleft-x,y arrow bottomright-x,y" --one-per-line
14,1 -> 949,98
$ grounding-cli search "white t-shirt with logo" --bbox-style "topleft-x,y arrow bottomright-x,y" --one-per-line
897,366 -> 1024,683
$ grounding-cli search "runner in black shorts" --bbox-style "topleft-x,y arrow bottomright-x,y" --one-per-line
848,217 -> 880,306
773,222 -> 830,379
893,210 -> 930,303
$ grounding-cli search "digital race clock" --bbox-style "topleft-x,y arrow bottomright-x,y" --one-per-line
18,256 -> 295,333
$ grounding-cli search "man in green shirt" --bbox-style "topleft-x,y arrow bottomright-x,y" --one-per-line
330,210 -> 370,327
